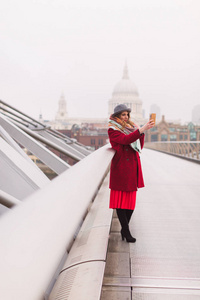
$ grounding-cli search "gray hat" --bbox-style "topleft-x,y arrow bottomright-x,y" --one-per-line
112,104 -> 131,116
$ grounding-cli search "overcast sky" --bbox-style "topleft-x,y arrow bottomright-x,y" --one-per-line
0,0 -> 200,123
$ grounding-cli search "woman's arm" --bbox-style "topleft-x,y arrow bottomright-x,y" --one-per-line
108,120 -> 154,145
139,120 -> 154,134
108,128 -> 141,145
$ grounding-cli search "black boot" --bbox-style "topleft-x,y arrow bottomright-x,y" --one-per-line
116,209 -> 136,243
121,228 -> 136,243
125,209 -> 133,224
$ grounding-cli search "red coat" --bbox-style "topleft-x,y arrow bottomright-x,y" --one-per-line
108,128 -> 145,192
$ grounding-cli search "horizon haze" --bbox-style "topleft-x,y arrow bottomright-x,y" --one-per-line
0,0 -> 200,124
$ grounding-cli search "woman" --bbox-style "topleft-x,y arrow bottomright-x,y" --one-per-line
108,104 -> 154,243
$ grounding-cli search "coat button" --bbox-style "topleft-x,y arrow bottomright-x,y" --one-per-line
126,149 -> 128,151
127,158 -> 129,161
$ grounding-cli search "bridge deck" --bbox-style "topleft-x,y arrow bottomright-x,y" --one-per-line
101,149 -> 200,299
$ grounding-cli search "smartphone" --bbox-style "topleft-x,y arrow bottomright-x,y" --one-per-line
149,113 -> 156,124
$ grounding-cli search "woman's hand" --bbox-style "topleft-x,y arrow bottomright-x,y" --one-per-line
139,119 -> 155,134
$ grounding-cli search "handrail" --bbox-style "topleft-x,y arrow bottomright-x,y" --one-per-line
48,174 -> 112,300
0,100 -> 91,153
0,143 -> 115,300
145,141 -> 200,162
0,99 -> 46,128
0,190 -> 21,208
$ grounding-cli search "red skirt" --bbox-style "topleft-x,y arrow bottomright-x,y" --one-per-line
109,189 -> 137,210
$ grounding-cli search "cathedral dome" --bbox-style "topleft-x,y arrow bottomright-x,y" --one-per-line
112,63 -> 139,96
108,62 -> 144,124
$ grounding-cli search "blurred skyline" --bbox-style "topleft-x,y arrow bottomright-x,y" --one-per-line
0,0 -> 200,123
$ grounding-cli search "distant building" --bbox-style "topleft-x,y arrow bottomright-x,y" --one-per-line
150,104 -> 161,121
192,104 -> 200,125
108,62 -> 145,125
145,116 -> 200,142
75,132 -> 108,150
39,63 -> 200,149
49,93 -> 108,130
55,92 -> 68,121
58,127 -> 108,150
48,62 -> 145,132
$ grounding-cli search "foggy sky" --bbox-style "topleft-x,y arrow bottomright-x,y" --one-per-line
0,0 -> 200,124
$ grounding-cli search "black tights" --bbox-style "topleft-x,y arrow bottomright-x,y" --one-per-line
116,209 -> 133,230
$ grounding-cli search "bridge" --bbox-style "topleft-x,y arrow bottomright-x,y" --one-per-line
0,100 -> 200,299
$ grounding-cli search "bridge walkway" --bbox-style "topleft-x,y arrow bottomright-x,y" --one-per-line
101,148 -> 200,299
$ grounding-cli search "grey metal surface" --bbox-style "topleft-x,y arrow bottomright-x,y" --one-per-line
49,262 -> 105,300
0,99 -> 46,129
101,148 -> 200,299
39,130 -> 86,160
132,277 -> 200,289
145,141 -> 200,162
0,113 -> 70,174
103,252 -> 130,278
0,204 -> 9,216
0,102 -> 42,133
47,128 -> 92,156
0,125 -> 34,164
110,216 -> 121,233
0,100 -> 91,157
130,148 -> 200,280
101,212 -> 132,299
132,291 -> 200,299
0,144 -> 115,300
101,286 -> 131,300
0,137 -> 49,200
68,141 -> 91,156
61,187 -> 112,270
14,124 -> 83,162
0,189 -> 21,208
107,232 -> 130,253
49,174 -> 113,299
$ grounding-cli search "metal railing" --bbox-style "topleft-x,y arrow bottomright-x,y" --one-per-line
0,143 -> 115,300
0,99 -> 91,163
145,141 -> 200,162
0,189 -> 21,208
0,101 -> 93,209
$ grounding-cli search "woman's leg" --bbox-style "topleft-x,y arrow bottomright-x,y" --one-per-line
125,209 -> 133,224
116,209 -> 136,243
116,209 -> 129,231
